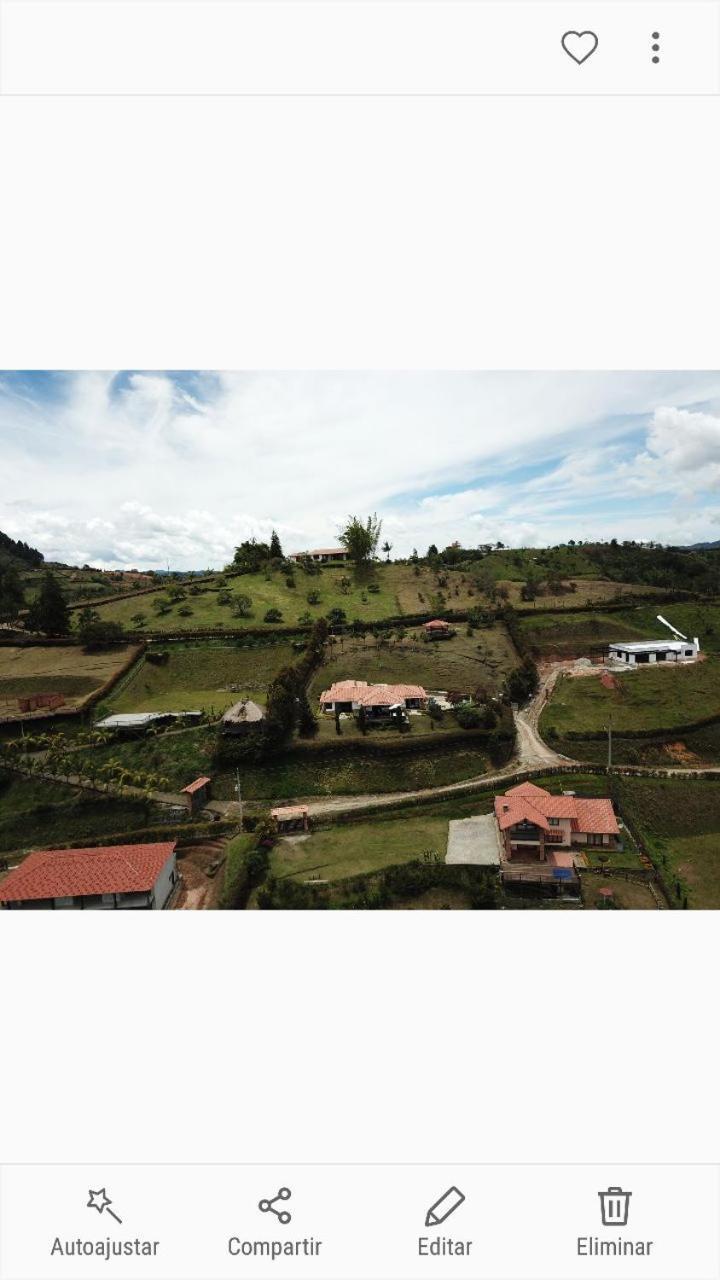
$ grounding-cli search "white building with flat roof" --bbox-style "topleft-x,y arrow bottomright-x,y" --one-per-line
608,638 -> 699,665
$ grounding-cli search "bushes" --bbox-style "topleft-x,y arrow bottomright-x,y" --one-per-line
257,859 -> 499,910
219,828 -> 273,908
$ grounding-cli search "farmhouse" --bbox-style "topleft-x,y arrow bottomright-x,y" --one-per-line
608,639 -> 699,665
289,547 -> 349,564
319,680 -> 428,714
0,841 -> 179,911
221,699 -> 265,735
494,782 -> 621,860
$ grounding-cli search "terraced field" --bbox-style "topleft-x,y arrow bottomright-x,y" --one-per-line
106,640 -> 298,715
309,627 -> 518,702
76,562 -> 654,634
0,643 -> 139,718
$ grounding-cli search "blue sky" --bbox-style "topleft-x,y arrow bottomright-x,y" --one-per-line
1,371 -> 720,568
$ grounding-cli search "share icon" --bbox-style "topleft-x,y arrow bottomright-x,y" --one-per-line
258,1186 -> 292,1225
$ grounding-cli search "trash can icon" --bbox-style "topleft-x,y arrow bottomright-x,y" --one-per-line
599,1187 -> 632,1226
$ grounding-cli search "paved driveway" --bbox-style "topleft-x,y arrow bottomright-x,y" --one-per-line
446,813 -> 501,865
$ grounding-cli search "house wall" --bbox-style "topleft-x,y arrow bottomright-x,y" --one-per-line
149,851 -> 179,909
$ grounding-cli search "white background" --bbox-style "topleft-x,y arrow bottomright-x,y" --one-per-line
1,0 -> 719,1214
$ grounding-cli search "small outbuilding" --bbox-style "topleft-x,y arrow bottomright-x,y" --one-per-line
220,700 -> 265,735
424,618 -> 454,641
181,775 -> 212,816
271,805 -> 310,833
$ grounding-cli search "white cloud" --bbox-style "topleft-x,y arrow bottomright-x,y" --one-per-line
2,372 -> 720,566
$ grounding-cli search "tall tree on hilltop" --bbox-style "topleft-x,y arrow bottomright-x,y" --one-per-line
27,571 -> 70,636
339,514 -> 382,565
269,530 -> 283,559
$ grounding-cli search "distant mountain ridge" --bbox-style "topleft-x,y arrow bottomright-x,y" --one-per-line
687,540 -> 720,550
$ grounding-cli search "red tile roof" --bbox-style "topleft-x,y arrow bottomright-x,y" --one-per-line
319,680 -> 427,706
0,842 -> 176,903
496,784 -> 619,837
181,776 -> 211,795
425,619 -> 450,629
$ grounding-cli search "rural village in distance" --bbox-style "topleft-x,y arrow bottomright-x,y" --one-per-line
1,519 -> 719,912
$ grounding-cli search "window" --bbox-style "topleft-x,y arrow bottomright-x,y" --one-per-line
549,818 -> 560,826
588,834 -> 604,847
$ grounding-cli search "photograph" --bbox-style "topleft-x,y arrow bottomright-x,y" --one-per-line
1,369 -> 720,912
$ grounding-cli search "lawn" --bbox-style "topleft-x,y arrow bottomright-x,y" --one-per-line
105,640 -> 297,715
0,643 -> 139,717
270,814 -> 450,882
541,655 -> 720,736
580,875 -> 659,910
309,628 -> 517,701
613,775 -> 720,908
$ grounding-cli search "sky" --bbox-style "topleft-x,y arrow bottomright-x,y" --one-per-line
1,370 -> 720,570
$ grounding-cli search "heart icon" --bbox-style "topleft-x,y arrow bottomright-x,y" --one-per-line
561,30 -> 599,64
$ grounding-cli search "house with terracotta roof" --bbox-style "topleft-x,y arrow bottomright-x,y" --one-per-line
319,680 -> 428,716
494,781 -> 621,863
289,547 -> 349,564
0,841 -> 179,911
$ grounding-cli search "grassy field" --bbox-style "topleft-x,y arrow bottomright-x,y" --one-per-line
309,628 -> 517,701
105,640 -> 297,715
270,815 -> 450,882
551,719 -> 720,768
542,655 -> 720,736
614,775 -> 720,908
76,561 -> 656,634
0,643 -> 139,717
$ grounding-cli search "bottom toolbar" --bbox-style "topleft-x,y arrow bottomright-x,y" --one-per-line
0,1164 -> 717,1280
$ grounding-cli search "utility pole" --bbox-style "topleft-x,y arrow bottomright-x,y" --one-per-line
235,768 -> 244,830
607,713 -> 612,769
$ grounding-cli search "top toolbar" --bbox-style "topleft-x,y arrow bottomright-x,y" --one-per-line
0,2 -> 718,95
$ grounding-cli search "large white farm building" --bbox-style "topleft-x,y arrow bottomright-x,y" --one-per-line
608,615 -> 700,666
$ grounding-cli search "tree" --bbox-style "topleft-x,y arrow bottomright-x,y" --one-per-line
130,612 -> 147,628
231,593 -> 253,618
79,618 -> 126,648
269,530 -> 283,559
381,540 -> 393,562
27,571 -> 70,636
0,563 -> 24,624
231,539 -> 271,574
339,513 -> 382,565
264,607 -> 283,623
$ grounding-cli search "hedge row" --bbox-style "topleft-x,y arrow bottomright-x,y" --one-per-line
561,709 -> 720,741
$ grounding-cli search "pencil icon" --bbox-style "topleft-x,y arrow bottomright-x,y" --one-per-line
424,1186 -> 465,1227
